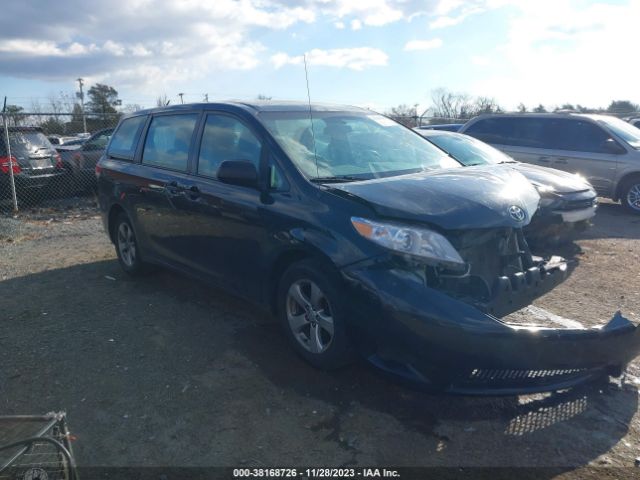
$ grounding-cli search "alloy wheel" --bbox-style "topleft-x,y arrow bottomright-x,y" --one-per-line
286,279 -> 335,354
627,183 -> 640,212
117,222 -> 136,267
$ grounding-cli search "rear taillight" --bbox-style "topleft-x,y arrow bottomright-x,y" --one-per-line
0,156 -> 20,175
54,153 -> 63,169
95,163 -> 103,177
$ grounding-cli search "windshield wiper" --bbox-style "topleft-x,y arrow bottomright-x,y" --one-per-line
310,175 -> 363,183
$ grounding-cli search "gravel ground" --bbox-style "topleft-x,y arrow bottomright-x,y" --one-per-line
1,198 -> 640,478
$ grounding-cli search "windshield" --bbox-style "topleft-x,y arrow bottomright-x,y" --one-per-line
425,132 -> 514,166
595,116 -> 640,149
260,111 -> 460,180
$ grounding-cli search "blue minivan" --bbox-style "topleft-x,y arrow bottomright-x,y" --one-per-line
97,101 -> 640,394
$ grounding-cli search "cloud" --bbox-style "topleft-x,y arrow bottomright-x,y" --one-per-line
403,38 -> 443,51
0,0 -> 518,97
470,0 -> 640,107
271,47 -> 389,71
429,3 -> 485,29
0,0 -> 316,89
471,55 -> 490,66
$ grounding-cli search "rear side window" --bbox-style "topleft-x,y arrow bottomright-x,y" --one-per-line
197,114 -> 262,178
466,117 -> 550,148
108,116 -> 147,160
547,119 -> 612,153
464,118 -> 515,145
142,114 -> 199,171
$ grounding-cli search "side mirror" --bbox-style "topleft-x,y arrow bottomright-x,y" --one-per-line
217,160 -> 259,188
603,138 -> 626,155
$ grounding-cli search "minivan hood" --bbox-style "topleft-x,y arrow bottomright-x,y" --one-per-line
329,166 -> 540,230
507,162 -> 594,194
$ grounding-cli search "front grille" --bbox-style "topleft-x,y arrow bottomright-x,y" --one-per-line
557,197 -> 596,211
469,368 -> 586,381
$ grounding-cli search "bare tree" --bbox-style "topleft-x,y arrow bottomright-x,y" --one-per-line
517,103 -> 527,113
385,104 -> 418,127
427,88 -> 474,120
472,96 -> 501,115
156,94 -> 171,107
122,104 -> 143,113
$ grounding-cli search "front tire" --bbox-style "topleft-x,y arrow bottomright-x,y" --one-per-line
277,258 -> 354,370
114,213 -> 149,275
621,177 -> 640,214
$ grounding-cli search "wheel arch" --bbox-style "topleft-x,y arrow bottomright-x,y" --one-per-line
267,247 -> 337,315
615,172 -> 640,201
107,203 -> 126,244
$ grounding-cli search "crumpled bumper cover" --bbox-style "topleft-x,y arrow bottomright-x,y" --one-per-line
341,259 -> 640,395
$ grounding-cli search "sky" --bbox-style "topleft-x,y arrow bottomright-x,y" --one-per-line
0,0 -> 637,113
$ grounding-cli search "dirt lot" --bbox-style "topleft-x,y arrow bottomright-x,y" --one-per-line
1,198 -> 640,477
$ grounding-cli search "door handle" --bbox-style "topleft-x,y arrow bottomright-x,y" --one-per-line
142,183 -> 165,192
554,158 -> 568,165
164,181 -> 184,196
186,185 -> 200,200
537,156 -> 551,163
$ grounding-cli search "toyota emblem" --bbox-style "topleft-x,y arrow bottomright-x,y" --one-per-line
508,205 -> 526,222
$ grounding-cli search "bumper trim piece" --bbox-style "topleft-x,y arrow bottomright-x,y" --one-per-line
553,206 -> 597,223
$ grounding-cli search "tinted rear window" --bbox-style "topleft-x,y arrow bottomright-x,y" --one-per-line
142,114 -> 198,171
547,119 -> 612,153
2,131 -> 53,156
108,116 -> 147,160
465,117 -> 551,148
464,117 -> 515,145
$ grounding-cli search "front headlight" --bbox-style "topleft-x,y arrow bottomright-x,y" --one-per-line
351,217 -> 465,270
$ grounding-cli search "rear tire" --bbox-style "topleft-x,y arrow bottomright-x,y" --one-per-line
277,258 -> 354,370
114,213 -> 149,276
620,177 -> 640,214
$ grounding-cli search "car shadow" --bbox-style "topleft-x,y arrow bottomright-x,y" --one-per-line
1,260 -> 636,471
578,201 -> 640,240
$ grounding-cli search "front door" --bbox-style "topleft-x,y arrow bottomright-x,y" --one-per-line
169,112 -> 267,296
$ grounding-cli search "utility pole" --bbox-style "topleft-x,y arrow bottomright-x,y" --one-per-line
76,78 -> 87,133
178,93 -> 184,104
2,96 -> 18,212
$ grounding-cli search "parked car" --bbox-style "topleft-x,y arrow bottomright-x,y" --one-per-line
48,135 -> 83,146
57,128 -> 113,190
414,124 -> 464,132
415,129 -> 597,242
460,113 -> 640,213
0,127 -> 63,201
627,117 -> 640,129
58,136 -> 87,147
98,102 -> 640,394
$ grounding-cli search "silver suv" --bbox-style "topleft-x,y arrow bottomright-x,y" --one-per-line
460,113 -> 640,213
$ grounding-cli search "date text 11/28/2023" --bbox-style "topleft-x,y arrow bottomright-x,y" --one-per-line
232,468 -> 401,478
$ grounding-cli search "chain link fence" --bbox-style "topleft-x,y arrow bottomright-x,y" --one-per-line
1,112 -> 121,212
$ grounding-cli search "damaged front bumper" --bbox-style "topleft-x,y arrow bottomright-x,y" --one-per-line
341,257 -> 640,395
